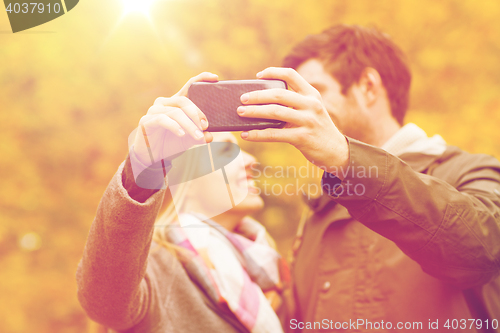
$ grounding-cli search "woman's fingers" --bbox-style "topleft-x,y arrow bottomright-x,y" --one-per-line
169,96 -> 206,132
167,108 -> 205,140
132,73 -> 218,169
142,111 -> 204,141
175,72 -> 219,97
174,72 -> 218,129
203,131 -> 213,143
151,72 -> 219,132
141,114 -> 186,137
153,96 -> 208,131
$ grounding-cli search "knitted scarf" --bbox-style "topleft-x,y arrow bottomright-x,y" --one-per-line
165,213 -> 284,333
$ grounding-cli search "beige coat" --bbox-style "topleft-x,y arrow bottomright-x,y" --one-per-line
76,159 -> 249,332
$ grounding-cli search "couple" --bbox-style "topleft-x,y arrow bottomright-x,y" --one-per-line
77,25 -> 500,333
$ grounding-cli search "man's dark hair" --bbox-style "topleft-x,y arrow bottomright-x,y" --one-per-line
283,24 -> 411,125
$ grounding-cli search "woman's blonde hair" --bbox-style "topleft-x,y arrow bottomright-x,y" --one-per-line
151,144 -> 205,254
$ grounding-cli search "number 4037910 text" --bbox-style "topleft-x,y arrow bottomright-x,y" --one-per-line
6,3 -> 62,14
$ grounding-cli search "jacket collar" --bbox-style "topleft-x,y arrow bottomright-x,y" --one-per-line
382,123 -> 447,172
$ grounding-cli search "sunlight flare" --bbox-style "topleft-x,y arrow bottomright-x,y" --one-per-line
121,0 -> 157,17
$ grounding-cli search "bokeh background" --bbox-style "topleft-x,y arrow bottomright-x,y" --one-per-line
1,0 -> 500,331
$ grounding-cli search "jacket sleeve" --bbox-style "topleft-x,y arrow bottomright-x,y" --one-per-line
75,157 -> 167,330
329,138 -> 500,289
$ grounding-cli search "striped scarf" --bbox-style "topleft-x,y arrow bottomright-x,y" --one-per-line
165,213 -> 285,333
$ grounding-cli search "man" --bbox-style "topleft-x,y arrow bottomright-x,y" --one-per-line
237,25 -> 500,332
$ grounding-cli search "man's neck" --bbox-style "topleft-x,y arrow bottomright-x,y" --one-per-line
367,118 -> 401,148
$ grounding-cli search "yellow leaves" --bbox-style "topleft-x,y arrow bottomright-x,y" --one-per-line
407,106 -> 500,157
416,49 -> 448,71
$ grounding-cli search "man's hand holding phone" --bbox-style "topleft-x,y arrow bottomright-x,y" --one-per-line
236,67 -> 350,177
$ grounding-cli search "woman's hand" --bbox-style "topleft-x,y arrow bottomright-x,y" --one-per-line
131,72 -> 218,167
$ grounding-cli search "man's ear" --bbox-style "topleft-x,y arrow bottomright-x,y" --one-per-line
357,67 -> 383,108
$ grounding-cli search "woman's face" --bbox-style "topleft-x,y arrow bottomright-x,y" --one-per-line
184,132 -> 264,218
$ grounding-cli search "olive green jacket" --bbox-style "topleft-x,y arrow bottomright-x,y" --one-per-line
290,139 -> 500,332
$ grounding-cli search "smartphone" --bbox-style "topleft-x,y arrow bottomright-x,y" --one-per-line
187,79 -> 287,132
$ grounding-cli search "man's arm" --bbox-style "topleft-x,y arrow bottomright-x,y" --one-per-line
238,67 -> 500,289
326,139 -> 500,289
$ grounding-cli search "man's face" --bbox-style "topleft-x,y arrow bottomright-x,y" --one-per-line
296,58 -> 370,141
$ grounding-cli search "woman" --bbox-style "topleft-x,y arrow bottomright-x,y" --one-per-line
76,73 -> 286,333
